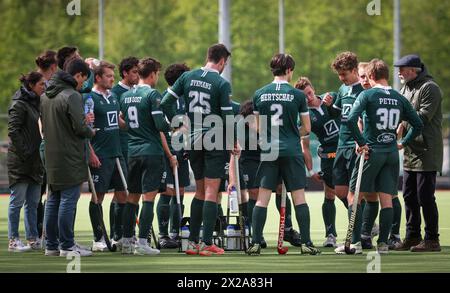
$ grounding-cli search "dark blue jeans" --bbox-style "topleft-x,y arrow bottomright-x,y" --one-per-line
44,185 -> 81,250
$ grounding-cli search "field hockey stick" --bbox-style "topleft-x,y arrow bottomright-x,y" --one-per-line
233,154 -> 247,252
115,158 -> 160,249
277,182 -> 289,255
344,149 -> 366,255
88,168 -> 116,252
41,184 -> 49,250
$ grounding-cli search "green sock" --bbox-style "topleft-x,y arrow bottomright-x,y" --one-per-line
391,197 -> 402,236
157,194 -> 171,236
276,193 -> 293,229
322,198 -> 337,237
188,198 -> 204,243
122,202 -> 138,238
294,204 -> 311,244
339,197 -> 349,209
361,199 -> 366,212
89,201 -> 103,242
361,201 -> 379,237
170,195 -> 184,234
378,208 -> 394,244
114,203 -> 125,240
138,201 -> 154,239
109,201 -> 116,240
202,201 -> 218,245
251,206 -> 267,244
239,202 -> 248,218
348,204 -> 363,244
217,204 -> 224,217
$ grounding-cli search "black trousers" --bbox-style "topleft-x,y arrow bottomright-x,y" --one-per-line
402,170 -> 439,240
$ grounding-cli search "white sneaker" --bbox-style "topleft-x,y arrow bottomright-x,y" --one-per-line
60,244 -> 93,257
28,238 -> 42,250
92,238 -> 108,252
75,242 -> 90,251
134,239 -> 160,255
371,223 -> 380,237
8,238 -> 32,252
112,238 -> 123,250
376,242 -> 389,254
334,241 -> 363,254
45,249 -> 60,256
323,234 -> 337,248
121,238 -> 134,255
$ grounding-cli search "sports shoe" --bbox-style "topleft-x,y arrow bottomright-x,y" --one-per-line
92,237 -> 108,252
387,235 -> 402,250
361,236 -> 373,249
28,238 -> 42,250
284,228 -> 302,247
376,242 -> 389,254
159,235 -> 179,249
74,242 -> 90,251
8,238 -> 32,252
410,240 -> 441,252
198,242 -> 225,256
371,223 -> 379,237
393,237 -> 422,251
335,242 -> 363,254
45,249 -> 60,256
60,245 -> 93,257
185,241 -> 200,255
121,238 -> 134,254
134,240 -> 160,255
301,242 -> 321,255
323,234 -> 337,248
260,237 -> 267,249
112,238 -> 123,250
246,243 -> 261,255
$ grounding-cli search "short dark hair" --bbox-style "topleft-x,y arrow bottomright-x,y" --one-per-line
270,53 -> 295,76
93,61 -> 115,81
119,57 -> 139,79
207,43 -> 231,64
35,50 -> 57,71
19,71 -> 43,91
57,46 -> 78,69
65,58 -> 90,77
138,57 -> 162,79
164,63 -> 190,86
366,59 -> 390,81
295,77 -> 313,90
331,51 -> 358,72
239,100 -> 254,117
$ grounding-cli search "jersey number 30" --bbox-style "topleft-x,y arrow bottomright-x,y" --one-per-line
376,108 -> 400,130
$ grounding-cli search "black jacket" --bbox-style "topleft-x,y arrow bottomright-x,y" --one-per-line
7,86 -> 44,187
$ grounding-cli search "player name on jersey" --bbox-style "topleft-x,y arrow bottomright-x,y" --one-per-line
190,79 -> 212,90
260,93 -> 295,102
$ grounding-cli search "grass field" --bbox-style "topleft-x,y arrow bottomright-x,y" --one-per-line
1,191 -> 449,273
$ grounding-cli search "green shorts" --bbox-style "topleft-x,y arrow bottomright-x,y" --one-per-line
241,157 -> 259,190
90,156 -> 127,194
256,155 -> 306,192
165,152 -> 191,188
189,150 -> 228,180
128,155 -> 165,194
333,147 -> 357,186
350,151 -> 399,195
218,158 -> 246,192
320,157 -> 335,189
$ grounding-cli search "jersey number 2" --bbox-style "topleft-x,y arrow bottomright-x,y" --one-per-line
271,104 -> 283,126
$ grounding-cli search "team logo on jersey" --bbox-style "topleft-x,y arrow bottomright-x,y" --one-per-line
377,133 -> 396,143
342,104 -> 353,119
323,120 -> 339,136
107,111 -> 118,126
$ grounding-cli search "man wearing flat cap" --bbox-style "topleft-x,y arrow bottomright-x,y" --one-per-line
394,54 -> 443,252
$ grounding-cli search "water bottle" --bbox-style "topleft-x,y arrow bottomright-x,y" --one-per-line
84,95 -> 94,128
229,186 -> 239,214
180,226 -> 190,252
